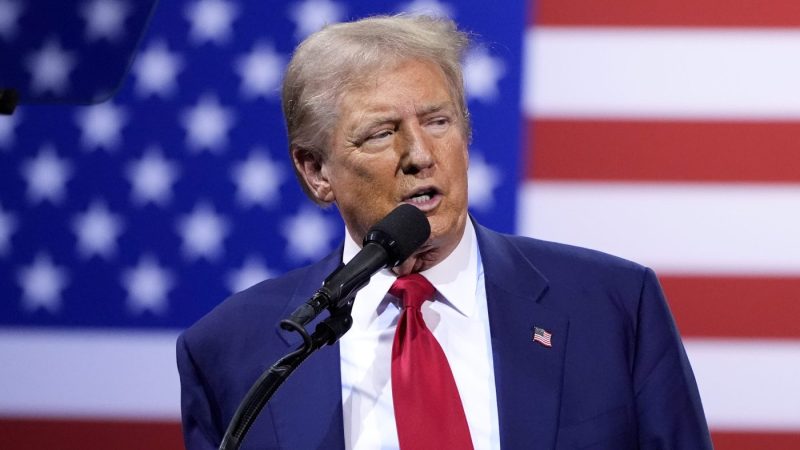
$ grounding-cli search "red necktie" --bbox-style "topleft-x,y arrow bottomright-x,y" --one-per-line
390,274 -> 474,450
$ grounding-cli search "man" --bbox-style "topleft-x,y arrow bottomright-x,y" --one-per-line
177,15 -> 712,449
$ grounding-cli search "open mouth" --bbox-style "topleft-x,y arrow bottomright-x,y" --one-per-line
408,188 -> 436,203
403,187 -> 442,210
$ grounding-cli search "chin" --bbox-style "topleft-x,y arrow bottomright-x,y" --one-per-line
429,217 -> 464,245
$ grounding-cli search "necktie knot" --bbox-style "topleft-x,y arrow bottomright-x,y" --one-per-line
389,273 -> 435,310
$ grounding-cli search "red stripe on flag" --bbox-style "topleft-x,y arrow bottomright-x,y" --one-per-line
661,276 -> 800,338
533,0 -> 800,27
1,418 -> 797,449
527,119 -> 800,182
0,418 -> 183,450
712,431 -> 800,449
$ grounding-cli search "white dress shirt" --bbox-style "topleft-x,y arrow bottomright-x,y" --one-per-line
340,220 -> 500,449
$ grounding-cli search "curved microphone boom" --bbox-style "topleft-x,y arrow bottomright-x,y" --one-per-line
283,204 -> 430,328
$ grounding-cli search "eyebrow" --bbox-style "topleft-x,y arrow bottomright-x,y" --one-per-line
350,102 -> 455,138
415,102 -> 452,117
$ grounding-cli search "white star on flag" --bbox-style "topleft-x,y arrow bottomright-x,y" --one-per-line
18,253 -> 69,314
282,207 -> 337,262
25,39 -> 77,95
288,0 -> 345,39
468,151 -> 501,211
397,0 -> 454,17
80,0 -> 130,42
0,203 -> 17,256
0,112 -> 20,149
226,255 -> 275,294
177,202 -> 230,261
122,255 -> 174,316
235,42 -> 285,99
185,0 -> 238,45
464,46 -> 506,103
72,200 -> 124,259
132,40 -> 184,98
21,144 -> 72,205
181,94 -> 235,153
231,149 -> 286,208
0,0 -> 23,40
126,146 -> 179,206
75,102 -> 128,151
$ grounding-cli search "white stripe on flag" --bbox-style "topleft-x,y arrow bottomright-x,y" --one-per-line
517,181 -> 800,275
685,338 -> 800,430
0,329 -> 181,419
525,27 -> 800,119
3,331 -> 799,431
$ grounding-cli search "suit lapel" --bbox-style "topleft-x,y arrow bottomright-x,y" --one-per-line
476,224 -> 569,449
266,246 -> 348,450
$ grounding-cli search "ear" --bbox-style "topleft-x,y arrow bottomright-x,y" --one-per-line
292,146 -> 335,204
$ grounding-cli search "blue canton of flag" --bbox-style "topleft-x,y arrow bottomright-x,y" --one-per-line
0,0 -> 523,329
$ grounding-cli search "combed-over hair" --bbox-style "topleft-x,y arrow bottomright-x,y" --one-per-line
281,14 -> 472,202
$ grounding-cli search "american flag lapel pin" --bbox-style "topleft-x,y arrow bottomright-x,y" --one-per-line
532,326 -> 553,348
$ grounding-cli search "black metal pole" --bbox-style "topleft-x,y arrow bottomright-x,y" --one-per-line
218,306 -> 353,450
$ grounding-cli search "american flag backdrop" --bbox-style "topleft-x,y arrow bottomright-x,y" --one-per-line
0,0 -> 798,449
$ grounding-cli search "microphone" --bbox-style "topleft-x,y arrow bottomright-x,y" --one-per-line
283,204 -> 430,328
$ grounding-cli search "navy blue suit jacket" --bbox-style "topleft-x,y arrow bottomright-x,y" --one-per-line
177,223 -> 712,449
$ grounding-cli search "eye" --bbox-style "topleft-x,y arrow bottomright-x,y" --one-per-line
426,116 -> 451,133
368,129 -> 393,141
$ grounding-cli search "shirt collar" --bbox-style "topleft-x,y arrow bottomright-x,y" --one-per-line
343,218 -> 479,318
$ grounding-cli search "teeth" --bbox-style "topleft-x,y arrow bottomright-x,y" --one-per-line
409,194 -> 431,204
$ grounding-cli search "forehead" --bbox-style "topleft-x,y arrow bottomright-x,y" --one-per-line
337,59 -> 455,118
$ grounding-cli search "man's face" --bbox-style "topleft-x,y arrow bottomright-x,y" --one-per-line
301,58 -> 469,271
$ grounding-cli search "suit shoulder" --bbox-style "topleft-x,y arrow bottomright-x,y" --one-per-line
494,231 -> 647,279
179,255 -> 336,351
478,228 -> 655,310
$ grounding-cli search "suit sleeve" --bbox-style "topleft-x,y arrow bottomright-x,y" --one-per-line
176,333 -> 223,450
632,268 -> 713,449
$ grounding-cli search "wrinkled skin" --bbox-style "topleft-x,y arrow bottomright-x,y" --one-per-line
293,58 -> 470,275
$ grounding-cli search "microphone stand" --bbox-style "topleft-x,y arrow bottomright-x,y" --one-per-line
218,302 -> 354,450
217,204 -> 429,449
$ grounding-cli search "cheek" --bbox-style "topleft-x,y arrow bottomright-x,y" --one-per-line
446,146 -> 469,192
350,163 -> 380,182
333,158 -> 397,207
330,158 -> 374,191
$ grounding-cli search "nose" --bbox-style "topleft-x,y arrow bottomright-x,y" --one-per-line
400,124 -> 434,176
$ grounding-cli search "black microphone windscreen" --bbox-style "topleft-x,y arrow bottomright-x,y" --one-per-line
366,204 -> 431,264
